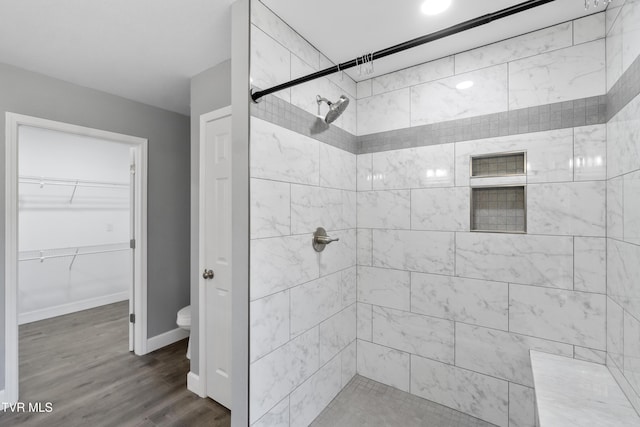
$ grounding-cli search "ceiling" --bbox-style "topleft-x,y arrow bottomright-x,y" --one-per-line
0,1 -> 605,116
261,0 -> 604,81
0,0 -> 234,115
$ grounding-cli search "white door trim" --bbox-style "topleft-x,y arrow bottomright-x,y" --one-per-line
4,112 -> 149,403
197,106 -> 232,399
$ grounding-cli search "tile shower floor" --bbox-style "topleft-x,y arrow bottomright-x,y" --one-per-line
311,375 -> 496,427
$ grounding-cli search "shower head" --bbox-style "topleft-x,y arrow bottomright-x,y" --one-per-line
316,95 -> 350,124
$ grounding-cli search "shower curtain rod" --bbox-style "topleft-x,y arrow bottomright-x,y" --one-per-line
250,0 -> 556,103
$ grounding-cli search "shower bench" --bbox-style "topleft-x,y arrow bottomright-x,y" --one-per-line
529,350 -> 640,426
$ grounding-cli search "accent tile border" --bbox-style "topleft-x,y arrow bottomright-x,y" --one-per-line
607,53 -> 640,121
250,90 -> 359,154
358,96 -> 606,154
251,51 -> 640,155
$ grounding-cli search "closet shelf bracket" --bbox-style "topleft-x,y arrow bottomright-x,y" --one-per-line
68,248 -> 80,270
69,181 -> 79,204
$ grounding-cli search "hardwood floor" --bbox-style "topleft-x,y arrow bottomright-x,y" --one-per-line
0,302 -> 230,427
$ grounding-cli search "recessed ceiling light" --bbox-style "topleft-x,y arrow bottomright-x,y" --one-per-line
421,0 -> 452,16
456,80 -> 474,90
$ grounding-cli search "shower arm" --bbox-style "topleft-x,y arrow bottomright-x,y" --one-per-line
316,95 -> 331,105
316,95 -> 330,116
251,0 -> 556,103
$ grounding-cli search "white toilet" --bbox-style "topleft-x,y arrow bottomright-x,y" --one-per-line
176,305 -> 191,359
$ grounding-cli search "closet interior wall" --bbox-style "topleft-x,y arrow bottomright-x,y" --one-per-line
18,126 -> 132,324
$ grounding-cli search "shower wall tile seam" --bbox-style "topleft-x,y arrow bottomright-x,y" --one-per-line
356,179 -> 608,190
250,176 -> 358,193
251,228 -> 357,242
269,343 -> 352,424
607,299 -> 640,326
360,232 -> 605,241
359,297 -> 604,348
355,337 -> 532,389
607,236 -> 640,250
249,265 -> 356,303
355,262 -> 588,283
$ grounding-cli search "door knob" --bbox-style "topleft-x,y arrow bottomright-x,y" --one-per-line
202,269 -> 214,280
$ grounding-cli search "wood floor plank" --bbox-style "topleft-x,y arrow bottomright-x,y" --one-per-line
0,302 -> 230,427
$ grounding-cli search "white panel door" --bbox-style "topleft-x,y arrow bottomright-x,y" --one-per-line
204,113 -> 232,409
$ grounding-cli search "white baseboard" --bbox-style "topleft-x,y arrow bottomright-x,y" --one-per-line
146,327 -> 189,353
187,371 -> 206,397
19,292 -> 129,325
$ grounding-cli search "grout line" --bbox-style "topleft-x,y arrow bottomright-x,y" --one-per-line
252,225 -> 610,242
360,337 -> 529,387
453,321 -> 457,366
573,235 -> 576,291
508,282 -> 511,333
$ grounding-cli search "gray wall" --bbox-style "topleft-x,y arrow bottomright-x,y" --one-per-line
231,0 -> 250,424
0,62 -> 191,389
189,60 -> 232,375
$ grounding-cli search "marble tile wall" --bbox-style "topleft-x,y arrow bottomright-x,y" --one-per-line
249,2 -> 361,424
356,124 -> 607,426
357,13 -> 607,137
250,0 -> 357,135
249,115 -> 357,426
353,12 -> 610,427
605,0 -> 640,415
248,2 -> 638,426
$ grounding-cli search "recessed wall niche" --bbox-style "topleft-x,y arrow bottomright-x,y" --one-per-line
471,186 -> 526,233
471,152 -> 525,177
470,152 -> 526,233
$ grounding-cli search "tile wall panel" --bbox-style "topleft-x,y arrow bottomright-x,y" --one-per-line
410,355 -> 509,427
411,273 -> 508,331
410,65 -> 508,126
573,124 -> 607,181
509,285 -> 606,349
372,143 -> 455,189
508,40 -> 606,110
454,21 -> 573,74
357,88 -> 411,135
249,3 -> 631,424
455,233 -> 574,289
372,56 -> 454,95
348,14 -> 611,422
372,306 -> 454,364
252,397 -> 289,427
573,13 -> 606,45
249,9 -> 358,419
357,340 -> 410,392
455,324 -> 573,387
527,181 -> 606,236
508,383 -> 535,427
349,14 -> 611,424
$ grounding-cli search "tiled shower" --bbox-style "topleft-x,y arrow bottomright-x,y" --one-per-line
248,0 -> 640,426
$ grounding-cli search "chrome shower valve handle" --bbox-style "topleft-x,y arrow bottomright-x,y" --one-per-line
312,227 -> 339,252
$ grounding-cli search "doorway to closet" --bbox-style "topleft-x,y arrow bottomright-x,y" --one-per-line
4,113 -> 148,403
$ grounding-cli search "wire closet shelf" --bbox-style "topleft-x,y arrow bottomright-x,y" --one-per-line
19,242 -> 132,269
19,175 -> 130,203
